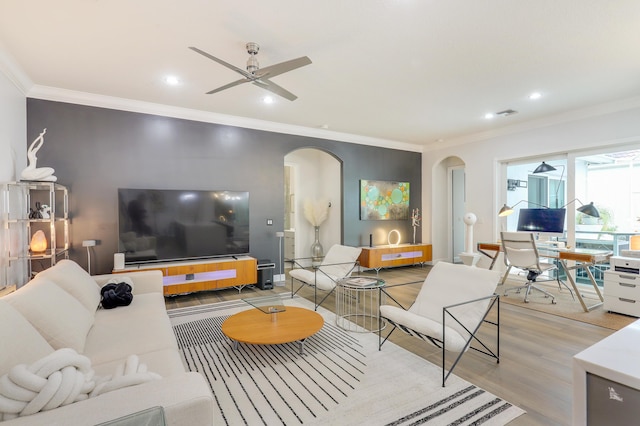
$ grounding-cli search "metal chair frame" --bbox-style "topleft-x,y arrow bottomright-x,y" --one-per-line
378,281 -> 500,387
288,256 -> 359,310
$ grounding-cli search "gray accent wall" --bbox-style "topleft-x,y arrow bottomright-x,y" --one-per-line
27,99 -> 422,275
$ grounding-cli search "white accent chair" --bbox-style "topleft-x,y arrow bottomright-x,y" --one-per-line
289,244 -> 362,310
379,261 -> 501,386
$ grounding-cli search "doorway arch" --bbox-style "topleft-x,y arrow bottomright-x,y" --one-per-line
432,156 -> 466,263
284,148 -> 342,262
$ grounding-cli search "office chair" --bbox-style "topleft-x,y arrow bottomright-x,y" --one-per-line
500,231 -> 573,304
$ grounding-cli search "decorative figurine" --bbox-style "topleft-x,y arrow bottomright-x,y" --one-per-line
411,208 -> 421,244
21,128 -> 57,182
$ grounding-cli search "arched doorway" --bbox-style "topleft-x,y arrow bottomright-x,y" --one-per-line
284,148 -> 341,266
432,156 -> 466,263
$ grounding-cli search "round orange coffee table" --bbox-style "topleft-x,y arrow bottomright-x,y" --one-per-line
222,307 -> 324,354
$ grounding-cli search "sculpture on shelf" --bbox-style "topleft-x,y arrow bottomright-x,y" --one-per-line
411,208 -> 421,244
21,128 -> 57,182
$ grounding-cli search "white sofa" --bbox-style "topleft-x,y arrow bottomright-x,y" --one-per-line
0,259 -> 213,425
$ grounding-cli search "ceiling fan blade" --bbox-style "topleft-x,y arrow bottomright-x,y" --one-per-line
255,56 -> 312,79
206,77 -> 250,95
189,46 -> 253,79
253,78 -> 298,101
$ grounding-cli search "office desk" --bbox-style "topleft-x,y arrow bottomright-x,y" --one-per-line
477,242 -> 611,312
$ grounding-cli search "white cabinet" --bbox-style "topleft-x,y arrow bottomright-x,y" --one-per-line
573,319 -> 640,425
603,270 -> 640,317
3,182 -> 69,286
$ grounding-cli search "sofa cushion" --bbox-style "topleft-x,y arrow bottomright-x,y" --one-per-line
84,293 -> 178,365
3,278 -> 94,352
92,348 -> 186,378
0,300 -> 55,376
36,259 -> 101,313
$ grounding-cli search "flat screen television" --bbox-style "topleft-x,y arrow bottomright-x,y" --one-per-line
118,188 -> 250,264
516,208 -> 566,235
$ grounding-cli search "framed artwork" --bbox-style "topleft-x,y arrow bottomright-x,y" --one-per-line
360,180 -> 410,220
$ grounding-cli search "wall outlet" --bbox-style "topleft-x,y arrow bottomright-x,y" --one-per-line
266,219 -> 273,226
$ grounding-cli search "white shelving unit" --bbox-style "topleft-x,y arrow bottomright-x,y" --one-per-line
3,182 -> 69,286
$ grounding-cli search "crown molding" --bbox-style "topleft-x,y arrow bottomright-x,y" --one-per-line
26,85 -> 424,153
429,95 -> 640,152
0,45 -> 33,94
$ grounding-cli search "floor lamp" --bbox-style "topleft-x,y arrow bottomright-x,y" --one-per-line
276,231 -> 284,283
82,239 -> 96,275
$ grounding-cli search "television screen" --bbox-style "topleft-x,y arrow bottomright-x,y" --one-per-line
118,188 -> 249,264
516,208 -> 566,234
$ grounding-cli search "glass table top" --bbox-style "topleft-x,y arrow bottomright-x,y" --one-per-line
338,276 -> 385,288
242,295 -> 287,314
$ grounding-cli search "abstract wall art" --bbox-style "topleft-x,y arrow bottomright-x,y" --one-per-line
360,180 -> 410,220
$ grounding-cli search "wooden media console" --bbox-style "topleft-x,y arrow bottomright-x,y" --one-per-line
358,244 -> 432,271
113,256 -> 257,296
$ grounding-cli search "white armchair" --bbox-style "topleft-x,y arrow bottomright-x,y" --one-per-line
288,244 -> 362,310
379,261 -> 501,386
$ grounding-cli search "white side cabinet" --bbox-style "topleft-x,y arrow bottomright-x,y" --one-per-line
603,270 -> 640,317
3,182 -> 69,286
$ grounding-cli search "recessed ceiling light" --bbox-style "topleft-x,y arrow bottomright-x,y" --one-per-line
164,75 -> 180,86
529,92 -> 542,100
484,113 -> 495,120
263,96 -> 275,104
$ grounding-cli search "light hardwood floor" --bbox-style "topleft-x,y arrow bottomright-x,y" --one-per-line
165,265 -> 615,426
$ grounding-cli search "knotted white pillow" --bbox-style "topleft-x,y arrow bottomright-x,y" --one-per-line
0,349 -> 160,420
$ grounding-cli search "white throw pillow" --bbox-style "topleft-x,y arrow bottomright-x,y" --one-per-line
3,278 -> 94,352
36,259 -> 101,313
0,300 -> 54,376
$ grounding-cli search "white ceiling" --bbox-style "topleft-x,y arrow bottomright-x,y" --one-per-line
2,0 -> 640,150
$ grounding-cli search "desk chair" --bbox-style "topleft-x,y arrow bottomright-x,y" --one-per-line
500,231 -> 573,304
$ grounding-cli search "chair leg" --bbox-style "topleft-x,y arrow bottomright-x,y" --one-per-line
505,282 -> 556,304
526,284 -> 556,304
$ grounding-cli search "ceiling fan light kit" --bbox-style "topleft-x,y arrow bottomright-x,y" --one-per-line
189,42 -> 312,101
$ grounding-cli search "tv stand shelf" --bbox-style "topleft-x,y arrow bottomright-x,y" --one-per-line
358,244 -> 432,271
113,256 -> 257,296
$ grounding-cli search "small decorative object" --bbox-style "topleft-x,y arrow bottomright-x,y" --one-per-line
40,204 -> 51,219
411,208 -> 421,245
304,198 -> 329,261
29,204 -> 43,219
21,128 -> 57,182
30,230 -> 48,253
387,229 -> 401,246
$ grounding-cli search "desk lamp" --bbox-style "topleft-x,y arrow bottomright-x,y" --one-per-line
498,199 -> 599,218
533,161 -> 565,208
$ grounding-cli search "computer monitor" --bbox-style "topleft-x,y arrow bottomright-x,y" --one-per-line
516,208 -> 566,235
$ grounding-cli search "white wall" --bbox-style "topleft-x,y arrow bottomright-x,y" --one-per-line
423,103 -> 640,263
0,60 -> 27,288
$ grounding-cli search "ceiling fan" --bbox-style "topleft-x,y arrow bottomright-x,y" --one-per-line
189,42 -> 312,101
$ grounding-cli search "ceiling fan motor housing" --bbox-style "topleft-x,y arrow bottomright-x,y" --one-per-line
246,42 -> 260,73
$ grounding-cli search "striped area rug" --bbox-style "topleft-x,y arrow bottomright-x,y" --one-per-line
168,296 -> 525,425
